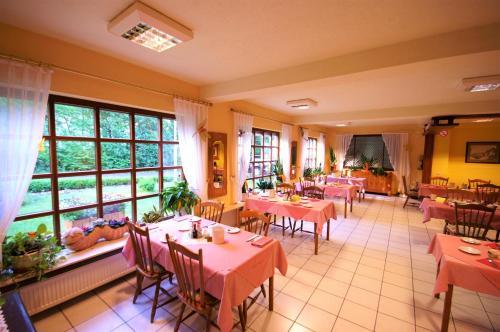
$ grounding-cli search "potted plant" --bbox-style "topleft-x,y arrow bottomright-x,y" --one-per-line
360,154 -> 377,172
303,167 -> 313,178
272,160 -> 285,183
2,224 -> 62,280
161,181 -> 200,216
256,179 -> 274,193
142,206 -> 164,223
329,146 -> 337,173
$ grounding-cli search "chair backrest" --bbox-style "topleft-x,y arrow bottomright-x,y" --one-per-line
126,221 -> 157,277
402,175 -> 409,195
303,185 -> 325,199
238,210 -> 271,236
446,189 -> 472,201
300,177 -> 316,188
276,183 -> 295,198
476,184 -> 500,204
166,234 -> 207,308
454,203 -> 496,239
468,179 -> 490,189
195,201 -> 224,223
431,176 -> 449,186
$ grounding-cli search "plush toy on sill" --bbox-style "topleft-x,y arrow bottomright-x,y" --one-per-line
62,217 -> 129,251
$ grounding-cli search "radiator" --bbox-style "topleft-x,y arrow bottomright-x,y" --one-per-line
20,253 -> 134,315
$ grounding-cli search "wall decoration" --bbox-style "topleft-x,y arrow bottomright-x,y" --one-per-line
465,142 -> 500,164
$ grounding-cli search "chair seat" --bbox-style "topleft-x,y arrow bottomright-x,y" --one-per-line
178,290 -> 219,310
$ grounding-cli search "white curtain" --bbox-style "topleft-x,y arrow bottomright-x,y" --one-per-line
300,128 -> 309,175
280,124 -> 292,182
174,98 -> 209,200
233,112 -> 253,202
382,133 -> 411,193
0,59 -> 52,263
334,134 -> 353,171
317,133 -> 326,170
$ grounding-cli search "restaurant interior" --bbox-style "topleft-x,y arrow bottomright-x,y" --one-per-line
0,1 -> 499,332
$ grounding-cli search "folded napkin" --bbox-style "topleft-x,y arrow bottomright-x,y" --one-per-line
251,236 -> 273,248
484,243 -> 499,249
435,197 -> 446,204
477,258 -> 499,270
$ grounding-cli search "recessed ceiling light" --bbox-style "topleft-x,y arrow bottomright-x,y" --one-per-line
462,75 -> 500,93
472,118 -> 494,123
108,1 -> 193,52
336,124 -> 347,127
286,98 -> 317,110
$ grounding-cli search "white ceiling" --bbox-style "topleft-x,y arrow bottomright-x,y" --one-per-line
1,0 -> 500,85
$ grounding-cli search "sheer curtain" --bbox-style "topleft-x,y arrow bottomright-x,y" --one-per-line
382,133 -> 410,193
280,124 -> 292,182
0,59 -> 52,263
233,112 -> 253,202
334,134 -> 353,171
174,98 -> 209,200
300,128 -> 309,175
317,133 -> 326,170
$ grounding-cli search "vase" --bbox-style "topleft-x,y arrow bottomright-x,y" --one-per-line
11,250 -> 40,271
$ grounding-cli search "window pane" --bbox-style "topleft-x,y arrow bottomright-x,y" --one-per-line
135,115 -> 158,140
264,148 -> 271,161
43,112 -> 49,135
264,133 -> 271,146
19,179 -> 52,215
57,141 -> 96,172
254,163 -> 262,177
58,175 -> 97,209
55,104 -> 95,137
101,142 -> 131,170
247,180 -> 254,190
60,208 -> 97,233
272,147 -> 279,161
344,135 -> 393,170
102,173 -> 131,202
136,143 -> 159,168
100,110 -> 130,139
247,163 -> 253,178
137,196 -> 160,221
162,144 -> 181,166
255,132 -> 263,145
263,162 -> 271,176
163,169 -> 182,188
254,147 -> 262,161
162,118 -> 177,141
34,140 -> 51,174
272,133 -> 279,146
7,216 -> 54,237
136,171 -> 159,196
103,201 -> 132,221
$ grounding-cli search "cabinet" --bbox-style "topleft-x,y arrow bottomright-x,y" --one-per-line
351,170 -> 397,195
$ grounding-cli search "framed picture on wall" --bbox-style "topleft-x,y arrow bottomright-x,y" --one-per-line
465,142 -> 500,163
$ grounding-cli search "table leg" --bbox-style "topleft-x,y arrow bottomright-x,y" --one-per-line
314,223 -> 318,255
350,200 -> 353,212
441,284 -> 453,332
326,220 -> 330,241
268,276 -> 274,311
358,190 -> 361,203
344,198 -> 347,218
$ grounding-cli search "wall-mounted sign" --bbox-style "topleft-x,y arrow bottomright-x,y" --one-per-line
439,130 -> 448,137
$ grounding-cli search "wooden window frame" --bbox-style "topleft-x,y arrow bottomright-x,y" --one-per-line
12,95 -> 182,243
305,137 -> 317,169
247,128 -> 280,189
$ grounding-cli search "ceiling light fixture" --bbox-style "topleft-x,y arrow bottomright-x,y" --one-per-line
462,75 -> 500,93
336,124 -> 347,127
286,98 -> 318,110
108,1 -> 193,52
472,118 -> 494,123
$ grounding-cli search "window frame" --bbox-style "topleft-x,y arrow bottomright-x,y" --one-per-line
12,95 -> 182,243
247,128 -> 280,189
344,134 -> 394,171
305,137 -> 317,169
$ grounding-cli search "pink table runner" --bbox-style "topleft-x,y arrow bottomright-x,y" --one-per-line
122,219 -> 288,332
420,198 -> 500,230
428,234 -> 500,296
245,197 -> 336,234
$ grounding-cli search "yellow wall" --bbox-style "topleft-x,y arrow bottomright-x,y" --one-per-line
432,123 -> 500,186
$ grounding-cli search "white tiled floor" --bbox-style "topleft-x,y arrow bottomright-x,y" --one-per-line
32,195 -> 499,332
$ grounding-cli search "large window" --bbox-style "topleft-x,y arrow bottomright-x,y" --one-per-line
246,128 -> 280,190
305,138 -> 317,169
344,135 -> 393,170
10,95 -> 182,242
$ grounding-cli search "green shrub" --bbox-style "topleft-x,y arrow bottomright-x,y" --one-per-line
28,177 -> 131,193
138,177 -> 158,192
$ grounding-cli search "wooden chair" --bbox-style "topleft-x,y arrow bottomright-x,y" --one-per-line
126,222 -> 175,323
299,177 -> 315,195
445,188 -> 472,202
166,235 -> 245,331
402,175 -> 419,208
195,201 -> 225,223
430,176 -> 449,186
274,183 -> 295,235
476,184 -> 500,204
291,185 -> 325,237
468,179 -> 490,189
444,203 -> 496,240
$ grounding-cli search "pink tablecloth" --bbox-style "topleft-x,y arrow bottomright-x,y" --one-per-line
428,234 -> 500,296
319,184 -> 357,204
245,197 -> 336,234
326,176 -> 367,190
122,219 -> 288,332
420,198 -> 500,230
418,184 -> 448,197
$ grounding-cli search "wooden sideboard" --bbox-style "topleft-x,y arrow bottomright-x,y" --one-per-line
351,170 -> 397,195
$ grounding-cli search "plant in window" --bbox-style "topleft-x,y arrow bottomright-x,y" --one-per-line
272,160 -> 284,183
360,154 -> 378,171
142,206 -> 164,223
312,164 -> 324,176
2,224 -> 62,280
328,146 -> 337,172
161,181 -> 200,215
303,167 -> 314,177
256,180 -> 274,191
370,167 -> 387,177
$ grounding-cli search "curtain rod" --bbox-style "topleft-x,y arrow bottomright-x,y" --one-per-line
0,53 -> 213,107
230,108 -> 295,126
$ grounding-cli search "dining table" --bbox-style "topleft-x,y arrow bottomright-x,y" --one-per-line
418,184 -> 451,197
428,234 -> 500,332
319,183 -> 357,218
326,175 -> 367,201
245,195 -> 336,254
122,217 -> 288,332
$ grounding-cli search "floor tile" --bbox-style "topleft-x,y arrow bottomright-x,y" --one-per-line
32,307 -> 73,332
350,274 -> 382,294
250,310 -> 294,332
378,296 -> 415,324
73,308 -> 123,332
60,292 -> 109,327
317,277 -> 350,298
339,300 -> 377,330
282,279 -> 315,301
381,282 -> 414,305
126,307 -> 174,332
346,286 -> 380,310
375,312 -> 415,332
325,266 -> 354,284
333,318 -> 371,332
273,293 -> 306,320
296,304 -> 337,332
293,268 -> 323,287
308,289 -> 344,315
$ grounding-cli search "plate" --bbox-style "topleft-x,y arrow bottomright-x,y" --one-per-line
191,216 -> 201,222
226,227 -> 240,234
458,246 -> 481,255
301,197 -> 309,200
461,237 -> 480,245
178,225 -> 192,231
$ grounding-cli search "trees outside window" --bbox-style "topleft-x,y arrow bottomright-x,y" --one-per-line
247,128 -> 279,190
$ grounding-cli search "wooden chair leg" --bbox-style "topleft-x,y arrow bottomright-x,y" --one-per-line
205,306 -> 212,332
314,223 -> 318,255
133,273 -> 143,303
495,230 -> 499,242
326,220 -> 330,241
282,216 -> 285,236
300,220 -> 303,231
260,284 -> 267,298
238,304 -> 246,331
403,196 -> 409,208
291,221 -> 297,238
175,303 -> 186,332
150,278 -> 162,323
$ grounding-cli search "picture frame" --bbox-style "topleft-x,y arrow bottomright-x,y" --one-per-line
465,141 -> 500,164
